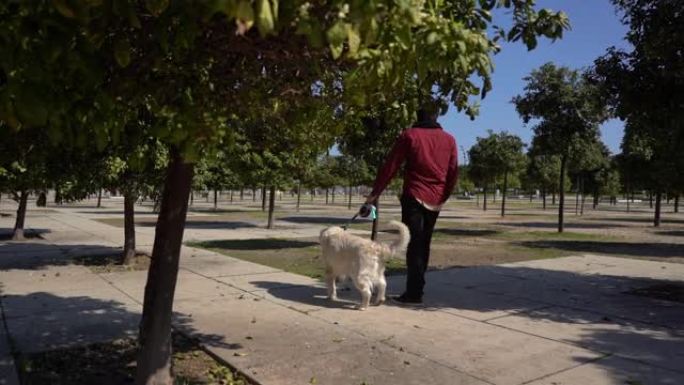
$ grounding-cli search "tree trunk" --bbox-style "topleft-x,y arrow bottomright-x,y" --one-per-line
593,187 -> 599,210
230,190 -> 233,203
558,156 -> 567,233
190,191 -> 194,206
267,185 -> 276,229
501,172 -> 508,217
542,186 -> 547,210
135,149 -> 193,385
649,191 -> 653,209
325,188 -> 329,205
332,188 -> 335,204
12,191 -> 28,240
371,198 -> 379,241
240,188 -> 244,201
654,191 -> 662,227
552,192 -> 556,205
675,195 -> 680,213
575,175 -> 580,216
213,189 -> 218,210
580,180 -> 586,216
252,187 -> 256,202
122,193 -> 137,265
348,182 -> 353,210
296,181 -> 302,212
97,188 -> 103,208
261,186 -> 267,211
627,187 -> 631,213
483,185 -> 488,211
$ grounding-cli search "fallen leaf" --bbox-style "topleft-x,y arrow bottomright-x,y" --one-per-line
233,352 -> 248,357
332,337 -> 345,343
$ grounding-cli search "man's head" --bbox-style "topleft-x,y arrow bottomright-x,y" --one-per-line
416,100 -> 440,123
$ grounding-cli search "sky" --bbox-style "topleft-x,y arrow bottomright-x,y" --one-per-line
441,0 -> 631,162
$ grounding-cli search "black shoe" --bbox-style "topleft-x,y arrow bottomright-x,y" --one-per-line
391,293 -> 423,305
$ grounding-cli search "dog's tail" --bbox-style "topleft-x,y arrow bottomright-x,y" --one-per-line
387,220 -> 410,257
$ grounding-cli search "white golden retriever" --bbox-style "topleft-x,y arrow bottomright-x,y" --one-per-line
319,220 -> 410,310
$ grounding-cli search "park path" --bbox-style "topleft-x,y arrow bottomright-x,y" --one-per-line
1,206 -> 684,384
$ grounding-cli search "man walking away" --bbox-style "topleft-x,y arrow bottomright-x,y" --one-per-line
364,104 -> 458,304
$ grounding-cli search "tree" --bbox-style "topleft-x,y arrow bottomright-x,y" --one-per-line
1,2 -> 569,384
513,63 -> 608,232
593,0 -> 683,226
468,131 -> 525,216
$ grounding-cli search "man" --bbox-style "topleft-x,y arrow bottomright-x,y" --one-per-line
364,106 -> 458,304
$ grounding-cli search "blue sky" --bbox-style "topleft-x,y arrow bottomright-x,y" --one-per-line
441,0 -> 630,161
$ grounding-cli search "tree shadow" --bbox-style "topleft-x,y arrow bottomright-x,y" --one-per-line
589,216 -> 684,225
433,228 -> 500,237
189,238 -> 318,251
279,216 -> 352,225
0,228 -> 50,240
127,220 -> 258,229
518,240 -> 684,258
502,221 -> 627,229
1,292 -> 240,384
0,242 -> 123,270
657,230 -> 684,237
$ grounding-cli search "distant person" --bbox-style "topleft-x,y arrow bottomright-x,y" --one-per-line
364,104 -> 458,304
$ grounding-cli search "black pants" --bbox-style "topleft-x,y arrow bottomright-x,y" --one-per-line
401,196 -> 439,299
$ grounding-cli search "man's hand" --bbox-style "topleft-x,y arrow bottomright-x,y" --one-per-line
364,194 -> 377,205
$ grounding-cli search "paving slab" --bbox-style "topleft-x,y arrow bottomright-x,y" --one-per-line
173,294 -> 488,385
525,355 -> 684,385
0,355 -> 20,385
488,306 -> 684,372
1,285 -> 141,320
102,269 -> 242,303
311,304 -> 600,385
5,304 -> 140,353
0,265 -> 103,295
180,255 -> 279,277
214,271 -> 325,292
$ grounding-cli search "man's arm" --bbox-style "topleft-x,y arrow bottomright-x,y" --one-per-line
441,140 -> 459,204
366,132 -> 410,203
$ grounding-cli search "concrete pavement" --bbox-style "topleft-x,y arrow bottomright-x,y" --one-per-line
1,202 -> 683,384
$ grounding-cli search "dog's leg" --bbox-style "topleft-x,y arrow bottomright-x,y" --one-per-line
325,268 -> 337,301
355,279 -> 372,310
374,276 -> 387,305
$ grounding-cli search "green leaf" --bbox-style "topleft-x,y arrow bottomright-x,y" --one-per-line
145,0 -> 169,16
346,24 -> 361,58
53,0 -> 77,18
235,0 -> 255,34
326,21 -> 347,59
15,87 -> 48,127
114,38 -> 131,68
256,0 -> 275,36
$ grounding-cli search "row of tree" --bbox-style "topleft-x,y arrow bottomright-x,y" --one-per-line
1,2 -> 571,384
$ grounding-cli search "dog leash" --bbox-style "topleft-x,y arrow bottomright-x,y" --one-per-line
342,204 -> 377,230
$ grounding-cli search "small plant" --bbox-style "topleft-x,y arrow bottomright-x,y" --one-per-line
207,365 -> 247,385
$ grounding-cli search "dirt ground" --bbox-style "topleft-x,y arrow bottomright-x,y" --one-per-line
17,333 -> 251,385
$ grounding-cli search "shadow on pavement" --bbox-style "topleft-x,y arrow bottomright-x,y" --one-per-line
0,242 -> 122,270
433,228 -> 500,237
0,228 -> 50,240
190,238 -> 318,250
502,221 -> 628,229
518,240 -> 684,258
279,216 -> 352,225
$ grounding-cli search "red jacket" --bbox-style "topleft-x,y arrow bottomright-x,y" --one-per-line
371,123 -> 458,206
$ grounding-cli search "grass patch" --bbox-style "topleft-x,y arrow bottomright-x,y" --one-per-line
188,238 -> 407,279
493,230 -> 618,242
73,253 -> 150,273
17,332 -> 251,385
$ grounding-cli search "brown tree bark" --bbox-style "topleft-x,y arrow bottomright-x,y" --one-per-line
347,182 -> 353,210
97,188 -> 103,208
12,191 -> 28,240
135,149 -> 193,385
542,186 -> 547,210
267,185 -> 276,229
501,172 -> 508,217
213,189 -> 218,210
558,155 -> 567,233
483,184 -> 488,211
675,195 -> 680,213
371,198 -> 379,241
654,191 -> 662,227
261,186 -> 267,211
122,193 -> 137,265
296,181 -> 302,212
